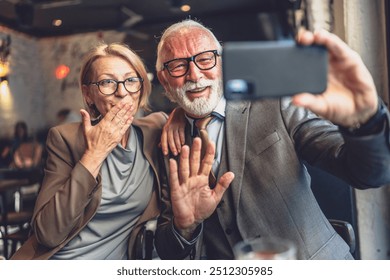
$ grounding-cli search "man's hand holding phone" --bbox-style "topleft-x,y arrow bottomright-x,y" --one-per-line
223,29 -> 379,128
292,29 -> 378,128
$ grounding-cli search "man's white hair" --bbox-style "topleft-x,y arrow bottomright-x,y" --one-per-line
155,19 -> 222,72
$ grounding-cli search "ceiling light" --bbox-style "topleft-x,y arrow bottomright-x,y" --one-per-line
52,19 -> 63,27
181,5 -> 191,12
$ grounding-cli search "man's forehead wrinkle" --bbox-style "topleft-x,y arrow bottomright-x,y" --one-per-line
163,29 -> 215,59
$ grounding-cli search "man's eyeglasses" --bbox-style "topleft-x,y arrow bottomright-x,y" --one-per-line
88,77 -> 143,96
163,50 -> 220,78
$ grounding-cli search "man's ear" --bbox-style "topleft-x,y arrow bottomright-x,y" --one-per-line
157,70 -> 168,89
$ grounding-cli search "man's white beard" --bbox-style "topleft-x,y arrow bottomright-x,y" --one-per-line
166,78 -> 223,117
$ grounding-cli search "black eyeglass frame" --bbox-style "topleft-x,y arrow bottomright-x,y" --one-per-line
162,50 -> 220,78
88,77 -> 144,96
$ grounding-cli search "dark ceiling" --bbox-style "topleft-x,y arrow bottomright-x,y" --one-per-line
0,0 -> 303,38
0,0 -> 304,112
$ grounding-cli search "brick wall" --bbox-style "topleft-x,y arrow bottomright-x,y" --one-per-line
0,27 -> 124,141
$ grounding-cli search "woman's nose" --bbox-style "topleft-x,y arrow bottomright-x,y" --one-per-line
115,83 -> 128,97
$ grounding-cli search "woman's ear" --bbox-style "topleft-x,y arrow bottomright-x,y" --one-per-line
82,84 -> 92,105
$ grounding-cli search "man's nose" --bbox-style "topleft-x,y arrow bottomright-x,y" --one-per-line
186,61 -> 203,82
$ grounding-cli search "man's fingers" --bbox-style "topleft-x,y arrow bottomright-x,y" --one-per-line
313,30 -> 353,62
199,140 -> 215,176
179,127 -> 186,146
299,29 -> 356,64
173,130 -> 182,154
296,29 -> 315,45
214,171 -> 235,200
168,128 -> 178,156
292,92 -> 327,114
160,127 -> 169,156
190,138 -> 202,176
179,145 -> 190,183
169,158 -> 180,190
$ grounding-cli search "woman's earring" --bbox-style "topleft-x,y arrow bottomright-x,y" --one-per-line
89,104 -> 102,123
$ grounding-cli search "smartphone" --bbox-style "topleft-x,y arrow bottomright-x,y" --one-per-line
222,40 -> 328,100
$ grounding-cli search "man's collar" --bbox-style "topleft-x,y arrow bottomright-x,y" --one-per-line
184,96 -> 226,137
213,96 -> 226,118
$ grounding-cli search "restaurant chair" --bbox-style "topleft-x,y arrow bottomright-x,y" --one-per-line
308,164 -> 360,258
329,219 -> 356,254
0,178 -> 35,259
134,218 -> 159,259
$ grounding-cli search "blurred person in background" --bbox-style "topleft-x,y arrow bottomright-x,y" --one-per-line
1,121 -> 43,170
56,108 -> 82,125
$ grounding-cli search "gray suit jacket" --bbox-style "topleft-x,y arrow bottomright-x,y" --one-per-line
155,98 -> 390,260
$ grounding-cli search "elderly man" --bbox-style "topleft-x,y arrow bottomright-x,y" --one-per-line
154,19 -> 390,260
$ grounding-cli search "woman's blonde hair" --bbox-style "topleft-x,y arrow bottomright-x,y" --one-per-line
80,42 -> 151,113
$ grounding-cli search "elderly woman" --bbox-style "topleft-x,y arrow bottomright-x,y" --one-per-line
12,43 -> 167,259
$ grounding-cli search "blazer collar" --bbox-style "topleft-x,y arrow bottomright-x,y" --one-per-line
132,118 -> 161,201
224,100 -> 251,209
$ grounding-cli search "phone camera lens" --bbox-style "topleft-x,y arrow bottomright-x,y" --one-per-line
226,79 -> 250,94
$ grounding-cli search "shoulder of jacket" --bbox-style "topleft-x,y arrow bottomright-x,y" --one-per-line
134,112 -> 168,128
47,122 -> 83,144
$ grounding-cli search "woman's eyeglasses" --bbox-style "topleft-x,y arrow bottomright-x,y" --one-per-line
88,77 -> 143,96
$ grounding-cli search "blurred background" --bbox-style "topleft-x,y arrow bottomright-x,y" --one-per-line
0,0 -> 306,139
1,0 -> 390,259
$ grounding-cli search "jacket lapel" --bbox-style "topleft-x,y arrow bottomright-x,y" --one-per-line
133,119 -> 161,201
223,100 -> 251,211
